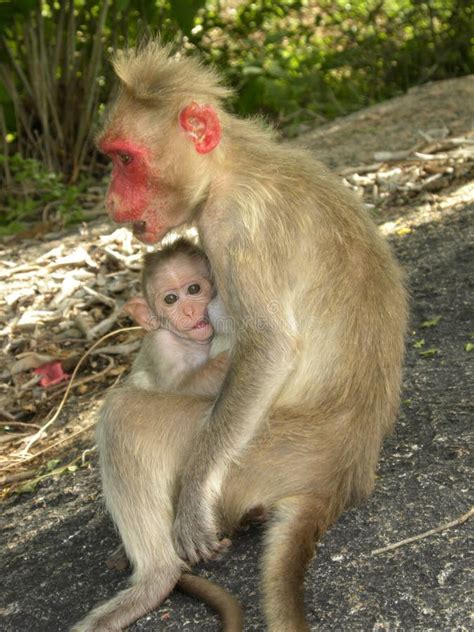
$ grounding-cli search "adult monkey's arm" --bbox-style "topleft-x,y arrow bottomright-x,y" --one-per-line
173,253 -> 297,563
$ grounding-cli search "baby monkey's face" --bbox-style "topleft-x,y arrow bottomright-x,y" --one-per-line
152,256 -> 214,342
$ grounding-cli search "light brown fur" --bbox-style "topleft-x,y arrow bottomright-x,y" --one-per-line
125,240 -> 231,398
73,244 -> 239,631
75,41 -> 407,631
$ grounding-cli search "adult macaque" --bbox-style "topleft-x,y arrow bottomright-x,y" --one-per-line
124,238 -> 231,398
76,41 -> 407,631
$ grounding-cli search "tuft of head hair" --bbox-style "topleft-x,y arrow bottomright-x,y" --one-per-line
142,238 -> 211,306
112,40 -> 233,104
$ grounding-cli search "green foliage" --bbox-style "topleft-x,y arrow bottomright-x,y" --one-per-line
187,0 -> 473,132
171,0 -> 207,34
15,458 -> 80,495
0,0 -> 472,228
421,316 -> 442,328
0,0 -> 36,26
0,0 -> 185,182
419,347 -> 439,357
2,0 -> 472,146
0,153 -> 86,235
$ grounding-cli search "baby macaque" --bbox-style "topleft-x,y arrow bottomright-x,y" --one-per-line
124,238 -> 231,398
73,239 -> 242,632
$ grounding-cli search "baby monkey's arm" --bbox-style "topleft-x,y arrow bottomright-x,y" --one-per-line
176,352 -> 230,398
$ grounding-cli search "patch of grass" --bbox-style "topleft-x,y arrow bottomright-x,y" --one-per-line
0,153 -> 87,235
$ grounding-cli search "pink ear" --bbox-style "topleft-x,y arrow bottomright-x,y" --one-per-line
179,102 -> 221,154
123,296 -> 158,331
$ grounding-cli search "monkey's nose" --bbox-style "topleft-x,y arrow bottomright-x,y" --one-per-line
132,221 -> 147,236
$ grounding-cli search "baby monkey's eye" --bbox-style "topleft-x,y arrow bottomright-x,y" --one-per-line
188,284 -> 201,295
164,293 -> 178,305
118,153 -> 132,165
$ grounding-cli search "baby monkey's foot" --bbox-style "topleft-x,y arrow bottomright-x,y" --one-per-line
105,544 -> 129,571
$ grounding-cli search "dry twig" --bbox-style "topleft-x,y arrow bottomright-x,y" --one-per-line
0,469 -> 36,485
371,507 -> 474,555
0,420 -> 96,474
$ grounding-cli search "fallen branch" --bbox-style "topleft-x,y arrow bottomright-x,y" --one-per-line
87,306 -> 124,340
339,162 -> 383,176
8,452 -> 89,495
0,410 -> 18,421
371,507 -> 474,555
1,421 -> 41,430
0,468 -> 36,485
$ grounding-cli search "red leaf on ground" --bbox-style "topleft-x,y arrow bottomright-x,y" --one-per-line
34,361 -> 71,387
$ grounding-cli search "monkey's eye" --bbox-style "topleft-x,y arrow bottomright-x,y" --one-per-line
164,293 -> 178,305
118,153 -> 132,165
188,284 -> 201,295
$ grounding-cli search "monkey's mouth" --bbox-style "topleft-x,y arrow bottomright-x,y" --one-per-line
193,317 -> 210,330
132,221 -> 147,237
131,220 -> 162,244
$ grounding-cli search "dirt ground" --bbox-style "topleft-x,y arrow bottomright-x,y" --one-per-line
304,75 -> 473,170
1,76 -> 473,631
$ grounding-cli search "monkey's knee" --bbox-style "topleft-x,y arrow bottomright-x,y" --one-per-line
99,389 -> 131,425
95,388 -> 138,449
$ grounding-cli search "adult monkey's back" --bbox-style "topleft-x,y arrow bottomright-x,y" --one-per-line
96,41 -> 407,630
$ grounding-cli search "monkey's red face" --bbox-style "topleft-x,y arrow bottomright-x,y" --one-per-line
99,138 -> 169,244
99,101 -> 222,244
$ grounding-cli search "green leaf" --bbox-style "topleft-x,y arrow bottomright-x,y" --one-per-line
413,339 -> 425,348
0,222 -> 25,235
17,479 -> 40,494
419,348 -> 439,357
465,343 -> 474,352
46,459 -> 61,471
237,76 -> 266,116
0,0 -> 35,25
170,0 -> 206,35
420,316 -> 442,328
242,66 -> 264,76
114,0 -> 131,12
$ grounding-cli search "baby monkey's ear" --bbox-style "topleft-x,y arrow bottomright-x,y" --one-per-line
123,296 -> 159,331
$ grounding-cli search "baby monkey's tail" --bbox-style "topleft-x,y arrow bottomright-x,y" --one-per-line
178,573 -> 244,632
